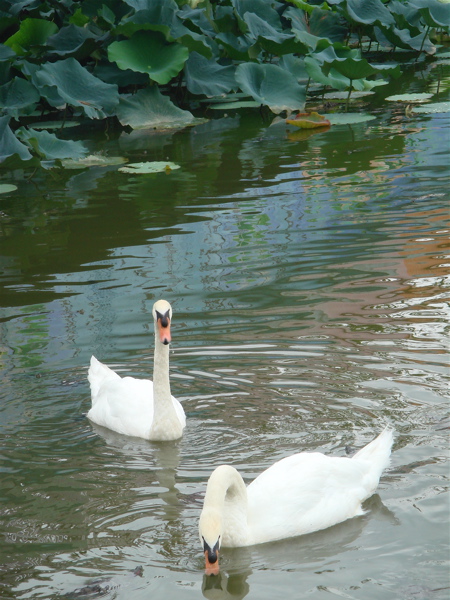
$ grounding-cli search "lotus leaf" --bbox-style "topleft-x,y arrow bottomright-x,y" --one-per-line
323,90 -> 374,99
17,128 -> 88,160
374,24 -> 436,54
117,86 -> 198,130
235,63 -> 306,113
0,183 -> 18,194
385,93 -> 433,102
4,18 -> 58,56
185,52 -> 237,97
108,31 -> 189,85
345,0 -> 395,26
411,0 -> 450,28
61,155 -> 128,169
29,121 -> 81,130
286,112 -> 331,129
411,102 -> 450,113
118,161 -> 181,174
47,24 -> 98,57
209,100 -> 261,110
117,0 -> 177,38
216,32 -> 252,60
244,13 -> 308,56
32,58 -> 119,119
0,116 -> 33,162
323,113 -> 377,124
0,77 -> 40,117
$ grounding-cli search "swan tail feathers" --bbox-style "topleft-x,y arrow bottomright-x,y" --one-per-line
352,427 -> 394,496
88,355 -> 120,400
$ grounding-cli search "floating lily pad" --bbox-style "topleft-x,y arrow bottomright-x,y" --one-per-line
286,112 -> 331,129
118,161 -> 181,174
321,113 -> 377,125
0,183 -> 17,194
411,102 -> 450,114
323,91 -> 374,99
199,93 -> 251,104
61,155 -> 128,169
385,93 -> 433,102
29,121 -> 80,130
209,101 -> 261,110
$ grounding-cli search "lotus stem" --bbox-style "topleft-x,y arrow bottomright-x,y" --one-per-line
305,77 -> 311,97
346,83 -> 352,112
417,25 -> 430,60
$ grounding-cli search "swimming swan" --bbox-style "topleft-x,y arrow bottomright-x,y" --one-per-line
199,428 -> 394,574
87,299 -> 186,441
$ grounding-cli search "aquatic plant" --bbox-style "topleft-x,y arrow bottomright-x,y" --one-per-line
0,0 -> 448,167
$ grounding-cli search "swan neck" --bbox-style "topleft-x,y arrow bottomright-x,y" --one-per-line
153,336 -> 172,407
202,466 -> 249,547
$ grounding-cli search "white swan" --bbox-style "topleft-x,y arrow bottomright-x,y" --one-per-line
199,428 -> 394,574
87,299 -> 186,441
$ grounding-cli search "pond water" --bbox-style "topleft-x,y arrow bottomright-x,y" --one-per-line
1,64 -> 449,600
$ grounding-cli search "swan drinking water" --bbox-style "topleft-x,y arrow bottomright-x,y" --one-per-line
87,300 -> 186,441
199,428 -> 394,574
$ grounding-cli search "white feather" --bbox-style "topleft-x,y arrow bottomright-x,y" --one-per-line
199,428 -> 394,549
86,300 -> 186,441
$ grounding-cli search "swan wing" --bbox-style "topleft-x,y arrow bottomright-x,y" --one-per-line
247,452 -> 370,545
87,356 -> 184,438
87,374 -> 155,438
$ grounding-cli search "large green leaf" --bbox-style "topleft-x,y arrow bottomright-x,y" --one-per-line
0,77 -> 40,117
244,12 -> 309,56
235,62 -> 305,113
279,54 -> 309,83
374,24 -> 436,54
0,45 -> 16,61
232,0 -> 282,30
17,127 -> 88,160
328,56 -> 401,80
0,115 -> 33,163
304,56 -> 352,90
108,31 -> 188,85
116,0 -> 178,38
411,0 -> 450,28
216,32 -> 252,60
178,5 -> 216,37
4,18 -> 58,55
185,52 -> 237,97
47,24 -> 98,58
285,5 -> 346,50
170,20 -> 214,58
32,58 -> 119,119
116,85 -> 198,129
345,0 -> 395,26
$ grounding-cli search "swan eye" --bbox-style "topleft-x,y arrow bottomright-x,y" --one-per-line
155,309 -> 170,327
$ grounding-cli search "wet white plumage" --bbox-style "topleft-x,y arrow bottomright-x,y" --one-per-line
199,428 -> 394,550
87,300 -> 185,441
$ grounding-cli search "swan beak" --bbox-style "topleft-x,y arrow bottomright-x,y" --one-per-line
204,549 -> 220,576
156,313 -> 171,345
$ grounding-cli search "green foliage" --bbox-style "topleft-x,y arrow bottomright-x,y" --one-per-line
0,0 -> 447,166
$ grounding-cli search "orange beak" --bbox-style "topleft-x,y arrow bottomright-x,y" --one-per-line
204,549 -> 220,575
157,317 -> 171,345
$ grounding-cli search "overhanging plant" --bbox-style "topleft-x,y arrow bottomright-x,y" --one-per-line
0,0 -> 447,167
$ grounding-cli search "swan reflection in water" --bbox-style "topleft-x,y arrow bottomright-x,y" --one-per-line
88,422 -> 182,518
201,493 -> 398,600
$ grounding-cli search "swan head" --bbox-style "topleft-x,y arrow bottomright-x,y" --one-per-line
199,508 -> 222,576
152,300 -> 172,345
